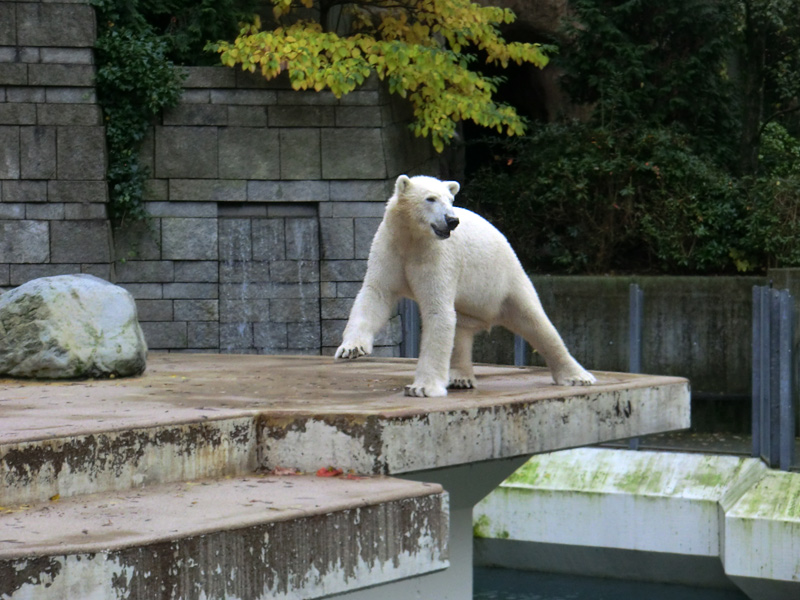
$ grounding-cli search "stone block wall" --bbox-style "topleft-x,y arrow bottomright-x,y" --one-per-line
113,67 -> 435,355
1,0 -> 438,357
0,0 -> 112,288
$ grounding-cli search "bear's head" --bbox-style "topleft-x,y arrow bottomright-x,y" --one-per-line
393,175 -> 461,240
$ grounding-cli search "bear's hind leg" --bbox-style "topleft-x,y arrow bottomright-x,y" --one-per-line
449,323 -> 477,389
502,285 -> 596,386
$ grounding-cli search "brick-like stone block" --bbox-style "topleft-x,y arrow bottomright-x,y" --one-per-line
320,217 -> 354,259
330,200 -> 388,218
252,219 -> 286,260
162,218 -> 219,260
155,127 -> 218,178
81,264 -> 113,282
248,180 -> 329,202
0,264 -> 9,287
285,217 -> 319,261
219,128 -> 279,180
57,126 -> 106,180
40,48 -> 94,65
182,67 -> 236,88
335,281 -> 363,298
320,281 -> 337,298
280,129 -> 321,180
45,87 -> 97,104
51,220 -> 112,263
163,282 -> 218,299
26,203 -> 64,220
118,283 -> 164,300
355,217 -> 381,258
270,260 -> 319,283
0,64 -> 28,86
16,3 -> 96,48
136,299 -> 174,322
218,219 -> 252,261
174,261 -> 219,283
28,64 -> 95,87
145,202 -> 217,218
228,105 -> 267,127
0,204 -> 25,219
321,129 -> 387,180
253,322 -> 288,350
321,319 -> 346,347
335,106 -> 382,127
327,181 -> 390,203
113,220 -> 162,262
163,104 -> 228,126
9,263 -> 80,286
188,321 -> 219,348
0,4 -> 14,46
48,180 -> 107,203
219,298 -> 270,323
271,282 -> 320,299
267,203 -> 318,218
276,89 -> 338,106
21,126 -> 57,179
0,127 -> 20,178
220,261 -> 270,284
64,203 -> 108,220
287,322 -> 320,350
180,89 -> 211,104
321,297 -> 354,320
140,321 -> 188,350
270,298 -> 319,322
0,103 -> 36,125
175,299 -> 219,321
115,260 -> 174,283
37,104 -> 103,126
211,89 -> 277,105
220,322 -> 253,350
320,259 -> 368,282
383,122 -> 435,178
0,220 -> 49,263
3,181 -> 47,203
269,105 -> 334,127
7,87 -> 45,103
217,204 -> 268,218
169,179 -> 247,202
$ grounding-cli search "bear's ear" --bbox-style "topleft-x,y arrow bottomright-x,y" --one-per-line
446,181 -> 460,196
395,175 -> 412,196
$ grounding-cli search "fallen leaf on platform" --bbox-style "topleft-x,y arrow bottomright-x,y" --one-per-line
316,466 -> 343,477
269,466 -> 302,476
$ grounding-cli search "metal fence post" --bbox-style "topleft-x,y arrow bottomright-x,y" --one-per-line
400,298 -> 420,359
752,285 -> 796,470
514,334 -> 529,367
628,283 -> 644,450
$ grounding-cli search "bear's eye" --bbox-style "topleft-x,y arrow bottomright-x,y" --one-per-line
425,196 -> 436,203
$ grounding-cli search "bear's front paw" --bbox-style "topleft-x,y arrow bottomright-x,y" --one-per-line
404,382 -> 448,397
552,367 -> 596,387
448,375 -> 476,390
334,342 -> 370,359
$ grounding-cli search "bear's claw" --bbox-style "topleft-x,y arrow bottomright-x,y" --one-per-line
334,345 -> 367,359
404,383 -> 448,397
448,377 -> 476,389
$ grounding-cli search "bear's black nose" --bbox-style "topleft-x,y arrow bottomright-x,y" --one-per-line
446,215 -> 460,231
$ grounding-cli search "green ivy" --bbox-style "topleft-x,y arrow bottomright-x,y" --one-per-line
93,1 -> 185,225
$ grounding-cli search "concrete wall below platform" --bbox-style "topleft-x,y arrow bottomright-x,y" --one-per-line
474,448 -> 800,600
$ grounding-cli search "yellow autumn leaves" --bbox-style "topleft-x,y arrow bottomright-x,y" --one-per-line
211,0 -> 549,152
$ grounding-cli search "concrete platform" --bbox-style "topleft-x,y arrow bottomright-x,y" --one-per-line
0,353 -> 690,599
1,474 -> 447,600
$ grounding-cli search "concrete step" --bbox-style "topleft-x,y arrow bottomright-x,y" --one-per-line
1,353 -> 691,507
0,473 -> 448,600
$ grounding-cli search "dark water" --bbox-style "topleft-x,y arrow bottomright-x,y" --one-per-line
474,568 -> 749,600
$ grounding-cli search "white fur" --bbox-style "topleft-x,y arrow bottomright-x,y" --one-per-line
335,174 -> 596,397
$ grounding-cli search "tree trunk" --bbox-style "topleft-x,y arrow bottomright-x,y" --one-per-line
738,2 -> 767,176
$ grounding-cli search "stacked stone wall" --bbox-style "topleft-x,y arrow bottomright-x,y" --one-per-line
0,0 -> 112,289
1,0 -> 439,356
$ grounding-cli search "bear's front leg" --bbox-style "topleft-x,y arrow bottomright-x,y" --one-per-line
448,324 -> 477,389
335,284 -> 396,360
405,303 -> 456,398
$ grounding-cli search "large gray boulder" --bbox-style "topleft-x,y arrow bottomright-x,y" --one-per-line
0,274 -> 147,379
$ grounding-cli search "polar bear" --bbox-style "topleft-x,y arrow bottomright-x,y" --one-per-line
335,174 -> 596,397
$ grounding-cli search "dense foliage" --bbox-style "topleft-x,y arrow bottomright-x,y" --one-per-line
462,0 -> 800,274
209,0 -> 551,152
93,0 -> 256,224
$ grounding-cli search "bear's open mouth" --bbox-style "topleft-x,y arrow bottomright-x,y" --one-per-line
431,225 -> 451,239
